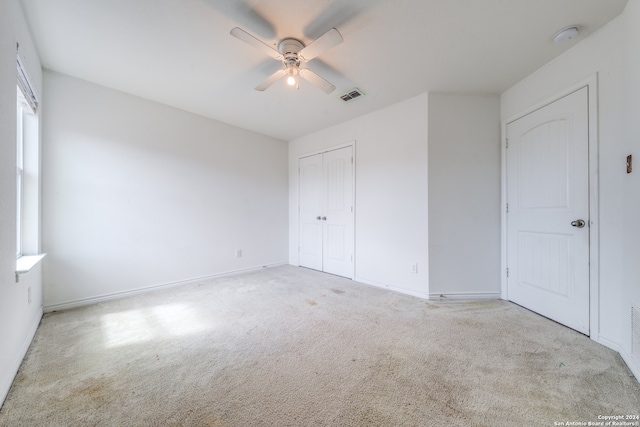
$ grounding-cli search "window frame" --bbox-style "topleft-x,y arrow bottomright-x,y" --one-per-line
16,100 -> 24,258
15,52 -> 39,263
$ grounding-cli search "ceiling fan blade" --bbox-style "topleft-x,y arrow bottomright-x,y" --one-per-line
299,68 -> 336,94
255,68 -> 287,91
230,27 -> 282,60
299,28 -> 343,62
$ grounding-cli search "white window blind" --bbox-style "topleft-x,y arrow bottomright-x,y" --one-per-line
17,55 -> 37,114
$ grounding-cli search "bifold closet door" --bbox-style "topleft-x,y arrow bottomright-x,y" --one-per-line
298,146 -> 354,279
299,153 -> 324,271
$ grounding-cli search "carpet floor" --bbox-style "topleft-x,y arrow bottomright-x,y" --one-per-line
1,265 -> 639,426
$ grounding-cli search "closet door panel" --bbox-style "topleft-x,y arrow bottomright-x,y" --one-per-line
322,147 -> 354,278
298,154 -> 323,271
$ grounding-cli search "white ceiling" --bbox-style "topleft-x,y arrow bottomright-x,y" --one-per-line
20,0 -> 627,141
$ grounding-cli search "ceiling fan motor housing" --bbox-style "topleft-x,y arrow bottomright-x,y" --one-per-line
278,38 -> 304,58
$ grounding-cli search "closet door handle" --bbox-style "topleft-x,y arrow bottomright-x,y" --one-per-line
316,216 -> 322,220
322,216 -> 327,221
571,219 -> 586,228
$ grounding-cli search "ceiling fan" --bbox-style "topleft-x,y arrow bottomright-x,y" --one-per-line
230,26 -> 343,93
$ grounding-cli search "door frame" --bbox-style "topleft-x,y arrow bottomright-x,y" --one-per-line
297,140 -> 356,278
501,74 -> 600,338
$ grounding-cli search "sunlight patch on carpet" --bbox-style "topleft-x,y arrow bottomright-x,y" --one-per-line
100,304 -> 211,348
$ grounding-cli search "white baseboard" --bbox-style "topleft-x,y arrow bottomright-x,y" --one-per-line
429,292 -> 502,300
593,334 -> 640,383
619,347 -> 640,383
354,276 -> 429,299
593,334 -> 620,352
0,307 -> 42,408
44,262 -> 287,313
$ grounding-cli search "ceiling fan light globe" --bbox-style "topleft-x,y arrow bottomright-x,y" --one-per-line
287,75 -> 297,86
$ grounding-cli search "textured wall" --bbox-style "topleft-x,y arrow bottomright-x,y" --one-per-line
428,94 -> 501,297
0,0 -> 44,406
42,72 -> 288,309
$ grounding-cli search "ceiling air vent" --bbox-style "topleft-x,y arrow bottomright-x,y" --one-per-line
339,87 -> 366,103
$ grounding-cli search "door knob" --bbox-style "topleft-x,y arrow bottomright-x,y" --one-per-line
571,219 -> 586,228
322,216 -> 327,221
316,216 -> 322,220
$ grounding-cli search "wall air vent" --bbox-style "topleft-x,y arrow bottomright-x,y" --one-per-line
339,87 -> 366,103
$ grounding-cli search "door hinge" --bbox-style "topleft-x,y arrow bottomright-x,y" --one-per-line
506,203 -> 509,214
505,138 -> 509,149
506,268 -> 509,278
351,157 -> 353,164
351,206 -> 353,213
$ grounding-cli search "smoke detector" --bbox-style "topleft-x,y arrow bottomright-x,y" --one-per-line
553,25 -> 580,43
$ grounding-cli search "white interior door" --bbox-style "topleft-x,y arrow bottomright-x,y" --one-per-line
298,146 -> 354,279
298,153 -> 324,271
506,87 -> 590,335
322,147 -> 354,278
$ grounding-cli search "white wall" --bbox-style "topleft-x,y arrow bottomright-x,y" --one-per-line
0,0 -> 44,406
428,94 -> 501,298
42,72 -> 288,309
289,94 -> 429,297
501,0 -> 640,376
621,0 -> 640,375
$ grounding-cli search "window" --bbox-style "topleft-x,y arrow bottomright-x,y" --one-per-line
15,53 -> 38,263
16,99 -> 24,257
15,52 -> 45,278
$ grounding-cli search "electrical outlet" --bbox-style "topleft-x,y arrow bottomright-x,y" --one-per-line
411,263 -> 418,274
235,249 -> 242,259
28,287 -> 31,304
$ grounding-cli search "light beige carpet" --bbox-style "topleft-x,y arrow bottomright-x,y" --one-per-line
1,265 -> 639,426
